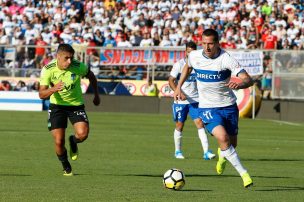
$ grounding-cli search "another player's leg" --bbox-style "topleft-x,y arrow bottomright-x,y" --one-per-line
52,128 -> 73,176
174,125 -> 184,159
172,104 -> 187,159
191,105 -> 215,160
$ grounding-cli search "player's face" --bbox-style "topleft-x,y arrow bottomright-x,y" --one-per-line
201,35 -> 220,58
185,47 -> 194,57
57,51 -> 74,70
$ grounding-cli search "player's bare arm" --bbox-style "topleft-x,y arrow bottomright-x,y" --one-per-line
38,81 -> 64,99
168,75 -> 187,101
226,71 -> 253,90
86,70 -> 100,106
173,64 -> 192,101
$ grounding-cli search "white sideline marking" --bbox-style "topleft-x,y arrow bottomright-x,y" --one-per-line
271,120 -> 303,126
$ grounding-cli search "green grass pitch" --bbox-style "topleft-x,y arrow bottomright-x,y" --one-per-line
0,111 -> 303,201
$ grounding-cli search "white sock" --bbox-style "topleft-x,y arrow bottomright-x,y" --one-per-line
221,145 -> 247,176
198,128 -> 209,153
174,129 -> 182,152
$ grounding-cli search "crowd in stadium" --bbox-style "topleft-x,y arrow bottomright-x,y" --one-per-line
0,0 -> 303,51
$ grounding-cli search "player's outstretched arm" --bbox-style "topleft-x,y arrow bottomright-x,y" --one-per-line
86,70 -> 100,106
39,81 -> 64,99
173,63 -> 192,101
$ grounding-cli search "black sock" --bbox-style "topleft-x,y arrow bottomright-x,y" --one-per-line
72,135 -> 82,143
57,150 -> 72,172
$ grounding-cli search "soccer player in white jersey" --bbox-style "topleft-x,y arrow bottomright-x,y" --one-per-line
169,41 -> 216,160
174,29 -> 254,188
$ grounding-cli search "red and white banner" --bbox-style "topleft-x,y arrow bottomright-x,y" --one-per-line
100,49 -> 264,76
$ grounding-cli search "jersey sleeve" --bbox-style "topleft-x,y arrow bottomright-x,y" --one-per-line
79,62 -> 89,77
224,54 -> 245,76
39,67 -> 51,86
187,52 -> 194,68
170,62 -> 180,78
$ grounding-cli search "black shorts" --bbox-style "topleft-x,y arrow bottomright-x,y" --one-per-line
47,104 -> 89,131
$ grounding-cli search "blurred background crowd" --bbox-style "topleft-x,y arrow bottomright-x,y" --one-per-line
0,0 -> 303,54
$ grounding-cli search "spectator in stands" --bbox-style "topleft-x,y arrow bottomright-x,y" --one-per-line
145,77 -> 158,96
152,32 -> 161,46
21,55 -> 35,77
0,29 -> 9,62
140,32 -> 154,47
103,34 -> 117,47
117,34 -> 133,48
93,29 -> 104,47
30,81 -> 40,92
40,53 -> 54,68
261,56 -> 272,99
35,34 -> 48,67
89,51 -> 101,77
159,34 -> 172,47
0,80 -> 11,91
262,29 -> 278,50
14,80 -> 28,92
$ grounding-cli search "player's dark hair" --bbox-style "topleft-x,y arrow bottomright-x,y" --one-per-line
57,44 -> 75,54
186,41 -> 197,50
202,29 -> 219,42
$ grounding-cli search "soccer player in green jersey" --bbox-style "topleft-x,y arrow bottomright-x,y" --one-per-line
39,44 -> 100,176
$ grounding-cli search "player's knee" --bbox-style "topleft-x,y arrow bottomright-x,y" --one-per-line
76,129 -> 89,142
54,138 -> 64,147
217,134 -> 229,144
175,122 -> 184,131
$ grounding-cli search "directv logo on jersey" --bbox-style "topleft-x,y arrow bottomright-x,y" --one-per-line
195,69 -> 231,82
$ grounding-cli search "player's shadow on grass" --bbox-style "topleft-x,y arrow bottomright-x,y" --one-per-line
122,174 -> 213,192
0,174 -> 31,177
243,158 -> 303,162
255,186 -> 304,192
108,174 -> 290,180
179,189 -> 212,192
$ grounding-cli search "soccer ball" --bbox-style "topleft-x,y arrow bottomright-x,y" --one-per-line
163,168 -> 185,190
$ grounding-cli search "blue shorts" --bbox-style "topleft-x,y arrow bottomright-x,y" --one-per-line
199,104 -> 239,136
172,102 -> 200,123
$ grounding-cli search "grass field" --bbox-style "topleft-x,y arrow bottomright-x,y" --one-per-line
0,111 -> 303,202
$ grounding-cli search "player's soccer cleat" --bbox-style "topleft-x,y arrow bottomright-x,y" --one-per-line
203,150 -> 216,160
175,151 -> 185,159
241,172 -> 253,188
63,170 -> 73,176
216,148 -> 227,175
69,135 -> 79,161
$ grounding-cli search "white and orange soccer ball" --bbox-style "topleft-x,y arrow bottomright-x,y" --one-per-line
163,168 -> 185,190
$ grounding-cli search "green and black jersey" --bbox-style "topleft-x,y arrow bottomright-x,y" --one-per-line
40,59 -> 89,106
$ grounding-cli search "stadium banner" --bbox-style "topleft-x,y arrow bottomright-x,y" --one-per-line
121,80 -> 173,97
100,49 -> 186,66
0,91 -> 43,111
228,51 -> 264,76
99,48 -> 263,76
